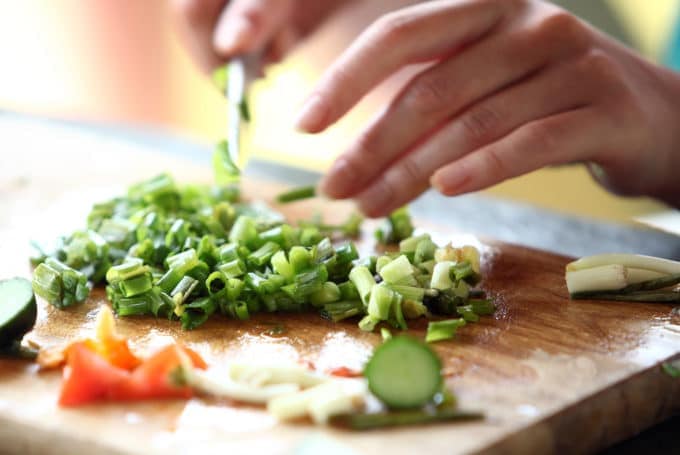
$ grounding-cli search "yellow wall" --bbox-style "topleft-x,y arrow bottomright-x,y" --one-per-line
607,0 -> 679,58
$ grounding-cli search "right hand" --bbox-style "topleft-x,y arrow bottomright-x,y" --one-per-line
171,0 -> 349,72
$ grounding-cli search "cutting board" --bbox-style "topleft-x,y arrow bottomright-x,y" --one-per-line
0,119 -> 678,454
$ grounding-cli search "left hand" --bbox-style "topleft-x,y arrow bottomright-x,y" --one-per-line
295,0 -> 680,216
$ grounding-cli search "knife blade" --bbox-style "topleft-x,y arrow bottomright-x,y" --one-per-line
226,55 -> 258,170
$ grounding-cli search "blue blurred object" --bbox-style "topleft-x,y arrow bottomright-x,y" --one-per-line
665,11 -> 680,70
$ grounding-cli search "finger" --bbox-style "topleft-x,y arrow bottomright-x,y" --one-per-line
320,17 -> 585,200
213,0 -> 293,57
263,27 -> 299,66
431,108 -> 603,196
294,0 -> 518,133
171,0 -> 228,72
353,61 -> 596,216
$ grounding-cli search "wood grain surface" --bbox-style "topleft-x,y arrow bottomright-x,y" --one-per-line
0,119 -> 678,454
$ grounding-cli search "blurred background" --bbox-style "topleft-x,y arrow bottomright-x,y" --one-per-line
0,0 -> 678,224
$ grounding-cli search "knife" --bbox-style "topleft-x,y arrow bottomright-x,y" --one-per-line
226,55 -> 259,170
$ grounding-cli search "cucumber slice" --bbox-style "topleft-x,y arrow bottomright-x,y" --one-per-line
364,336 -> 442,409
0,278 -> 37,347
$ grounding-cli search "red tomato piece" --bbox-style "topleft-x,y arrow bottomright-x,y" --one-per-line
109,345 -> 206,401
328,366 -> 363,378
58,342 -> 128,407
84,337 -> 141,371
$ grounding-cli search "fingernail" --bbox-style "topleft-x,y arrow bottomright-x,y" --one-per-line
294,94 -> 328,133
319,157 -> 359,199
215,18 -> 251,54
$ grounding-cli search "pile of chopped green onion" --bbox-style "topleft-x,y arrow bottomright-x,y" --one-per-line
30,174 -> 494,334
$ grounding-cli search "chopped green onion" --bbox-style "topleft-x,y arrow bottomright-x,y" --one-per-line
456,305 -> 479,322
388,284 -> 425,303
30,171 -> 496,335
320,301 -> 363,322
212,64 -> 228,92
570,291 -> 680,303
213,140 -> 240,184
349,266 -> 376,306
662,361 -> 680,378
431,261 -> 455,291
271,250 -> 294,282
379,255 -> 413,284
426,319 -> 466,343
247,241 -> 281,268
376,256 -> 392,274
118,273 -> 153,298
288,246 -> 312,274
171,276 -> 199,305
451,261 -> 474,282
276,185 -> 316,203
32,258 -> 90,309
218,243 -> 240,262
229,216 -> 257,247
399,234 -> 430,254
105,258 -> 146,285
470,298 -> 495,315
115,293 -> 153,317
358,315 -> 380,332
367,283 -> 396,320
181,297 -> 217,330
218,259 -> 247,279
414,238 -> 436,264
337,281 -> 359,301
259,225 -> 296,249
375,207 -> 414,245
330,408 -> 483,430
206,271 -> 228,297
391,297 -> 408,330
310,282 -> 341,307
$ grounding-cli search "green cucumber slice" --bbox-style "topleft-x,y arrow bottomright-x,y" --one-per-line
364,336 -> 442,409
0,278 -> 37,347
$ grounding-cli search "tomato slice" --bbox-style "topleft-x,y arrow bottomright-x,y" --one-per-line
84,336 -> 141,371
328,366 -> 363,378
58,342 -> 128,407
109,345 -> 206,401
58,342 -> 206,407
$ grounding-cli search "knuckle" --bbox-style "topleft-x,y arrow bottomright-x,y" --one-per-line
342,152 -> 365,181
460,105 -> 503,144
403,72 -> 450,115
524,122 -> 559,153
240,6 -> 265,29
481,147 -> 510,181
373,11 -> 415,46
580,49 -> 619,82
352,131 -> 375,160
535,11 -> 590,51
398,156 -> 425,183
327,64 -> 356,95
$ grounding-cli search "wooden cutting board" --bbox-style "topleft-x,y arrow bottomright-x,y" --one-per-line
0,121 -> 678,454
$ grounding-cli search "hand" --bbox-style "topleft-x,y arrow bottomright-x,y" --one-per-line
171,0 -> 349,71
295,0 -> 680,216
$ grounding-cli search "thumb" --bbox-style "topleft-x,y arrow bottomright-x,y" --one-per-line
213,0 -> 293,57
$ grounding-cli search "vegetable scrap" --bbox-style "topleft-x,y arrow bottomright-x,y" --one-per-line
48,307 -> 480,429
49,307 -> 206,407
566,254 -> 680,303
